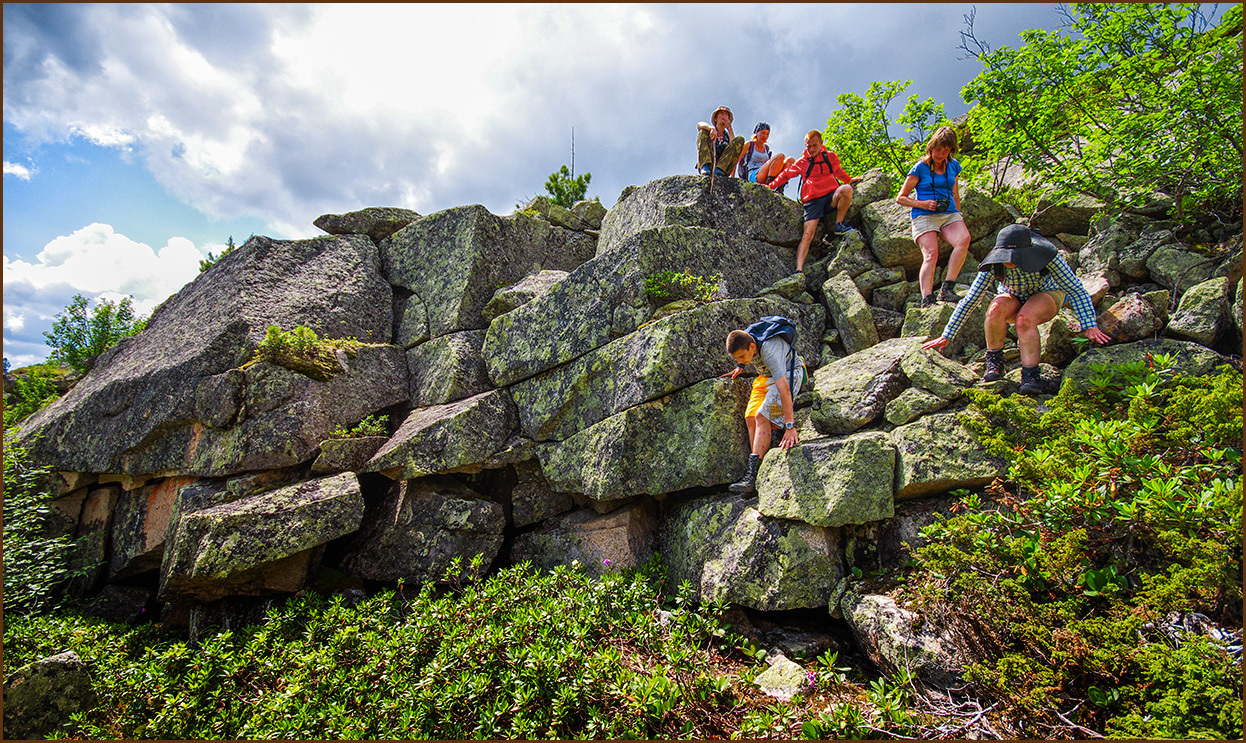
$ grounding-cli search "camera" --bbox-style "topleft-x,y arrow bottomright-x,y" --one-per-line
934,197 -> 950,212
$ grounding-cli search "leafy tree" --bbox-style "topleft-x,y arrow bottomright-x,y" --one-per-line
43,294 -> 148,375
959,3 -> 1243,224
198,235 -> 238,273
822,80 -> 949,186
543,164 -> 592,208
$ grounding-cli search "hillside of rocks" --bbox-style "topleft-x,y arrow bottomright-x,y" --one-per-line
15,171 -> 1241,683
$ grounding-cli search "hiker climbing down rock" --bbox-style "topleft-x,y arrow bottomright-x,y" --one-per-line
721,316 -> 807,493
896,126 -> 972,308
766,130 -> 860,273
695,105 -> 746,182
738,122 -> 795,190
922,224 -> 1111,395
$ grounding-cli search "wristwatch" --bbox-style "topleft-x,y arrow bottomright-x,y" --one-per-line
784,421 -> 795,430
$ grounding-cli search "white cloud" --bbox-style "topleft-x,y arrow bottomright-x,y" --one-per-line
3,160 -> 36,179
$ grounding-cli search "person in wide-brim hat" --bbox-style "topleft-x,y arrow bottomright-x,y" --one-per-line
921,224 -> 1111,396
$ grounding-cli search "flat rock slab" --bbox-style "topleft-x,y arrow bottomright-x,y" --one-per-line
339,476 -> 504,585
311,436 -> 389,475
160,472 -> 364,602
537,378 -> 749,502
756,431 -> 895,528
406,330 -> 491,408
660,493 -> 843,612
365,390 -> 518,480
314,207 -> 422,243
811,336 -> 925,435
891,411 -> 1007,499
509,501 -> 656,575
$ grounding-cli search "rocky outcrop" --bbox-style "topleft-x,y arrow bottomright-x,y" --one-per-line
756,432 -> 895,527
364,391 -> 518,480
891,411 -> 1008,500
3,651 -> 97,740
510,501 -> 656,575
841,591 -> 964,689
314,207 -> 422,244
811,337 -> 925,435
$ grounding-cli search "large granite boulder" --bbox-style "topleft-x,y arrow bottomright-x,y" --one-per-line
338,476 -> 505,585
108,476 -> 197,579
314,207 -> 422,244
509,501 -> 656,576
1031,194 -> 1103,237
756,432 -> 895,527
481,270 -> 568,323
598,174 -> 803,254
957,187 -> 1013,255
406,330 -> 491,407
510,460 -> 574,528
841,591 -> 964,689
899,295 -> 992,358
862,200 -> 918,269
1096,291 -> 1169,344
1063,339 -> 1234,391
3,651 -> 97,740
1117,230 -> 1176,281
17,234 -> 394,476
884,387 -> 950,426
310,436 -> 389,475
159,472 -> 364,602
818,228 -> 881,282
1147,244 -> 1216,294
822,271 -> 880,354
844,167 -> 893,225
364,390 -> 518,480
1166,276 -> 1231,348
890,411 -> 1008,499
900,347 -> 979,400
510,297 -> 823,441
537,378 -> 749,503
380,205 -> 596,340
660,493 -> 843,611
810,336 -> 925,435
483,224 -> 795,387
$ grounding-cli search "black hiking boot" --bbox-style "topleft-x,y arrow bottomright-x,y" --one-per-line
1019,365 -> 1043,396
920,292 -> 938,308
938,281 -> 962,303
982,349 -> 1005,382
729,454 -> 762,493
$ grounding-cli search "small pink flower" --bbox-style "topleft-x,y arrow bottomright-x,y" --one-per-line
807,671 -> 817,687
603,559 -> 612,567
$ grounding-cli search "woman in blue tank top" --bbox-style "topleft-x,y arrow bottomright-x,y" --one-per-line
739,123 -> 794,185
896,127 -> 972,307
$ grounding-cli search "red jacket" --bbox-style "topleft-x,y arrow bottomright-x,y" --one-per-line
769,146 -> 852,203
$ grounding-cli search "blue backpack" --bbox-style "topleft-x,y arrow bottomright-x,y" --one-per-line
744,315 -> 800,390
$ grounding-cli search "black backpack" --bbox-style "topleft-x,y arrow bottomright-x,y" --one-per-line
744,315 -> 800,391
799,150 -> 835,193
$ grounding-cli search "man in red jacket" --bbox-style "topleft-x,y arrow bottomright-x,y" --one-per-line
768,130 -> 859,272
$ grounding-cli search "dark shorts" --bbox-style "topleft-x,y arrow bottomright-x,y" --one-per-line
802,190 -> 836,222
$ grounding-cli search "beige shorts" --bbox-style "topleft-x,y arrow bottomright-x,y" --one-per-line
1001,289 -> 1066,312
910,211 -> 965,241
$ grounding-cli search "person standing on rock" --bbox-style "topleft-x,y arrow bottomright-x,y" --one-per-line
897,126 -> 973,308
720,317 -> 807,493
921,224 -> 1111,395
738,122 -> 795,189
766,130 -> 859,273
696,106 -> 746,179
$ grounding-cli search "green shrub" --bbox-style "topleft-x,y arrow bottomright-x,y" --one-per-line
248,325 -> 365,381
329,414 -> 388,440
643,270 -> 721,304
43,294 -> 148,375
3,364 -> 63,427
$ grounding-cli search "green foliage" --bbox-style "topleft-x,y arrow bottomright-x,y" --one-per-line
329,414 -> 388,440
2,432 -> 87,614
822,79 -> 948,186
43,294 -> 149,375
960,3 -> 1243,224
543,164 -> 592,208
3,363 -> 65,427
199,235 -> 238,273
643,270 -> 721,304
249,325 -> 365,381
907,359 -> 1243,738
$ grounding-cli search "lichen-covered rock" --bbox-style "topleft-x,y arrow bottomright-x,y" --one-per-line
1234,278 -> 1243,337
841,591 -> 963,689
843,493 -> 960,573
364,390 -> 518,480
597,174 -> 803,254
891,411 -> 1007,499
314,207 -> 422,244
571,199 -> 608,231
510,298 -> 823,442
853,266 -> 906,302
1166,276 -> 1230,348
1147,244 -> 1215,294
872,307 -> 905,341
406,330 -> 491,407
899,293 -> 992,358
510,501 -> 656,575
3,651 -> 97,740
822,271 -> 880,355
957,187 -> 1013,253
1065,341 -> 1232,392
810,336 -> 925,435
159,472 -> 364,603
1096,292 -> 1169,344
753,653 -> 811,701
484,224 -> 795,387
884,387 -> 950,426
481,270 -> 568,323
338,476 -> 504,584
756,431 -> 895,527
538,378 -> 749,503
844,167 -> 893,225
660,493 -> 843,611
900,347 -> 978,400
16,234 -> 394,476
819,228 -> 881,281
1036,308 -> 1082,367
1117,229 -> 1176,281
862,199 -> 918,269
310,436 -> 388,475
380,204 -> 596,340
872,280 -> 914,313
511,460 -> 574,528
1030,194 -> 1103,236
394,293 -> 430,349
109,476 -> 197,579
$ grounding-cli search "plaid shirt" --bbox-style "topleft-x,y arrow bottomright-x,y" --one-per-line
941,255 -> 1098,341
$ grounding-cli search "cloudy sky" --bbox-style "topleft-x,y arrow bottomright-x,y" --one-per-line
3,3 -> 1083,367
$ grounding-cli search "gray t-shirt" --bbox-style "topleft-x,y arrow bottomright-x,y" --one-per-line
752,337 -> 800,383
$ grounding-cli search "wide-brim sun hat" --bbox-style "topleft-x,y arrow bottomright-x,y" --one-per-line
712,106 -> 733,123
979,224 -> 1058,273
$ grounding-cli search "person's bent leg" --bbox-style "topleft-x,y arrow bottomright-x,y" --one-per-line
916,231 -> 940,300
833,184 -> 854,223
697,130 -> 713,172
983,295 -> 1022,381
1013,293 -> 1059,368
938,220 -> 972,301
795,219 -> 818,271
718,137 -> 746,176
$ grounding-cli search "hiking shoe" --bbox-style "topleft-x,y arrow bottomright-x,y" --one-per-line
982,350 -> 1005,382
1019,366 -> 1043,396
919,292 -> 938,309
714,167 -> 727,177
728,454 -> 762,493
700,165 -> 712,176
938,282 -> 962,303
833,221 -> 854,235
